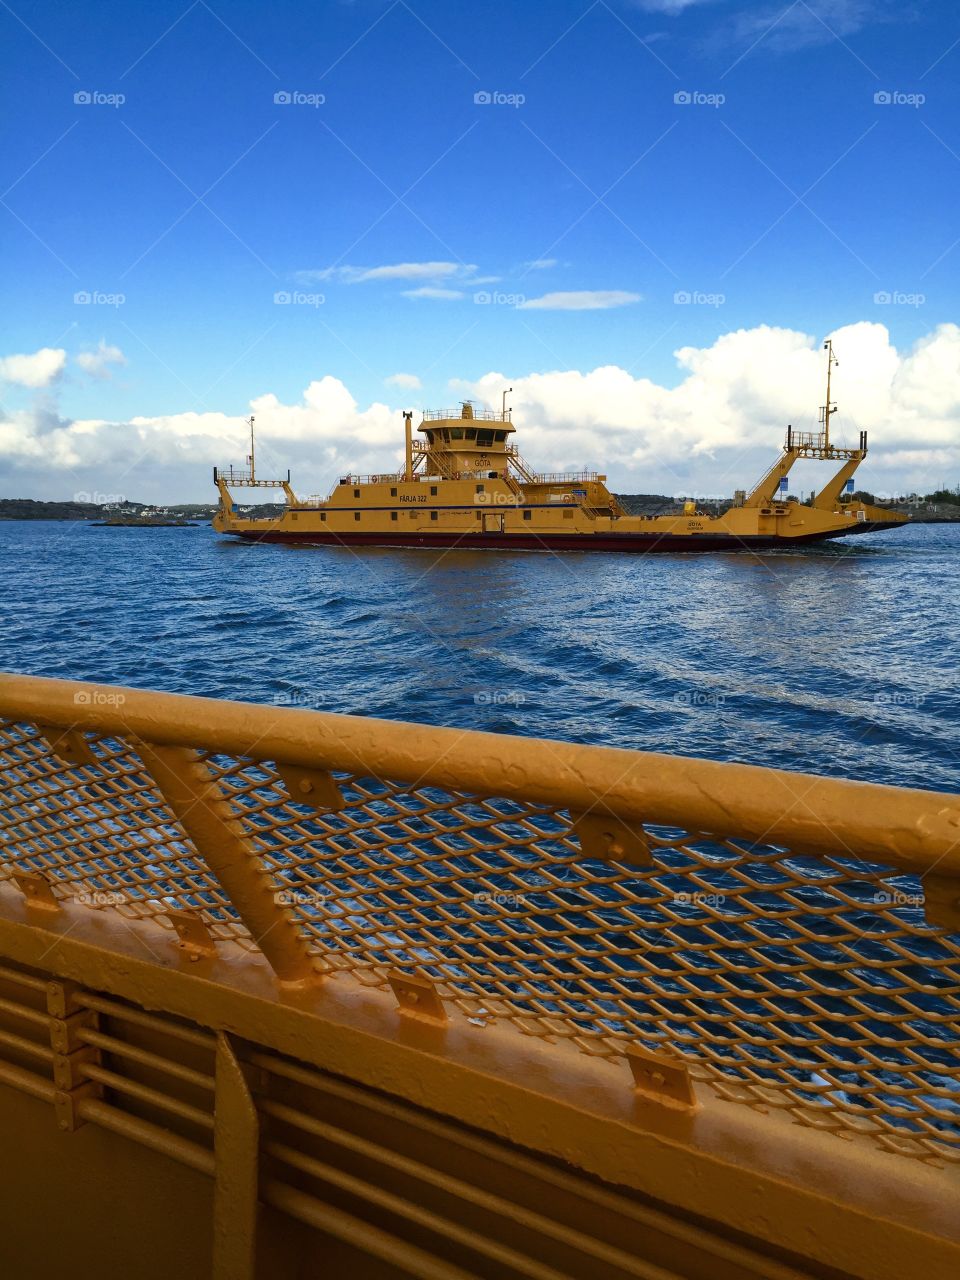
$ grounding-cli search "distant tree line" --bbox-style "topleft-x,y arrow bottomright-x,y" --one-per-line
850,488 -> 960,505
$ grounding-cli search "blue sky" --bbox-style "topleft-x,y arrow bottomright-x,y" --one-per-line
2,0 -> 959,499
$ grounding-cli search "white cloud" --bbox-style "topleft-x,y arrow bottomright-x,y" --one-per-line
0,347 -> 67,388
524,258 -> 558,270
361,262 -> 466,282
2,324 -> 958,502
299,261 -> 476,285
385,373 -> 422,390
719,0 -> 889,54
518,290 -> 642,311
634,0 -> 895,54
401,287 -> 464,300
76,341 -> 127,380
458,322 -> 960,494
637,0 -> 884,45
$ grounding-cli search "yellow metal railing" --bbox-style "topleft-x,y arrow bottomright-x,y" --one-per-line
421,408 -> 506,422
1,673 -> 958,1169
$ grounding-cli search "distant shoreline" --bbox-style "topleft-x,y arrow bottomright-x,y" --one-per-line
0,498 -> 220,523
2,497 -> 959,524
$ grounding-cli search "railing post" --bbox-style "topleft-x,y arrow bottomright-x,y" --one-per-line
138,744 -> 317,986
213,1033 -> 259,1280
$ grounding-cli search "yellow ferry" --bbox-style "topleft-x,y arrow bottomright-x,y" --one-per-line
213,342 -> 908,551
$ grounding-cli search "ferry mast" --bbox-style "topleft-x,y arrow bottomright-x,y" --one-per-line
246,416 -> 256,482
820,339 -> 838,450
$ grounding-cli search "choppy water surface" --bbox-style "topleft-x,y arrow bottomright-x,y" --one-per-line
0,519 -> 957,791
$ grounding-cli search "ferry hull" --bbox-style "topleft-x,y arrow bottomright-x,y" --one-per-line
224,521 -> 900,553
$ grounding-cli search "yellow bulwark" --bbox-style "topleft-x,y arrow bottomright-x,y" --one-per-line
0,673 -> 958,1278
213,356 -> 908,552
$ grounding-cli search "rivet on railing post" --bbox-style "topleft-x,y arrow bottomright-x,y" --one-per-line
626,1045 -> 698,1112
387,972 -> 448,1025
275,763 -> 344,810
168,909 -> 218,960
917,872 -> 960,933
570,812 -> 651,866
36,727 -> 98,769
12,872 -> 60,912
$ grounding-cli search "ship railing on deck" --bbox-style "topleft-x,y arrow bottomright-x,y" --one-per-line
420,408 -> 507,422
215,466 -> 292,489
216,465 -> 253,484
0,674 -> 957,1279
524,471 -> 601,485
327,473 -> 403,490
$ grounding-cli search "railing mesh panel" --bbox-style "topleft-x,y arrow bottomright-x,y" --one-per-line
0,717 -> 958,1163
0,722 -> 253,946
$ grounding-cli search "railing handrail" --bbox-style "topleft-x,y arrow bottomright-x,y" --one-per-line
1,673 -> 957,877
327,474 -> 400,489
526,471 -> 600,485
789,430 -> 825,448
216,467 -> 291,489
420,408 -> 506,422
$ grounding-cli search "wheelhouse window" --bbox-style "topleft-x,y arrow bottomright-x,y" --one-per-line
451,428 -> 464,439
476,430 -> 495,447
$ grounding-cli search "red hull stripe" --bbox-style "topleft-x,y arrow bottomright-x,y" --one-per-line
223,524 -> 895,553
